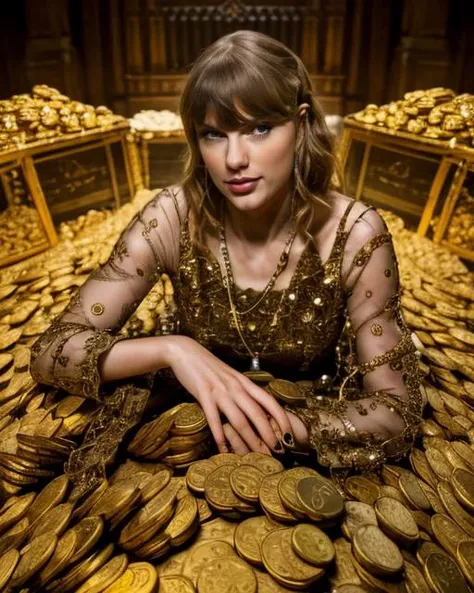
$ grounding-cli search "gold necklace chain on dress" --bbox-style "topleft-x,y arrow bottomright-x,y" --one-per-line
218,198 -> 297,371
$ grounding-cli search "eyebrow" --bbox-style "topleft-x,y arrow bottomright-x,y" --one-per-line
198,120 -> 258,132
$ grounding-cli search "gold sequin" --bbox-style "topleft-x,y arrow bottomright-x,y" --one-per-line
323,277 -> 335,285
247,322 -> 256,332
288,293 -> 296,301
91,303 -> 105,316
313,297 -> 322,305
370,323 -> 383,336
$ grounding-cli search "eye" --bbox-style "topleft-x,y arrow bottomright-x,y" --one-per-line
253,124 -> 273,136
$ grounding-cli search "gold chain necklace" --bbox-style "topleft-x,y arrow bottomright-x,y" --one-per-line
218,201 -> 297,372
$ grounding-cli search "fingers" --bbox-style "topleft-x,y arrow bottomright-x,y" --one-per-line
200,399 -> 228,453
234,396 -> 282,453
220,399 -> 271,454
223,423 -> 250,455
238,375 -> 294,441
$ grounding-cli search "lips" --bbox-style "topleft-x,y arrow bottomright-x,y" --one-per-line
225,177 -> 260,184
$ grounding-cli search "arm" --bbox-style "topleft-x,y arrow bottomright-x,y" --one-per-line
30,186 -> 185,400
287,207 -> 424,470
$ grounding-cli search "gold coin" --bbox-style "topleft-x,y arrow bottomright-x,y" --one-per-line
10,532 -> 57,588
69,516 -> 104,564
208,453 -> 241,467
345,475 -> 381,505
181,540 -> 236,587
0,516 -> 29,555
418,481 -> 444,514
194,517 -> 236,546
133,531 -> 171,561
457,540 -> 474,589
55,395 -> 85,418
277,467 -> 317,517
204,464 -> 246,511
259,472 -> 298,523
185,459 -> 216,493
102,562 -> 157,593
352,524 -> 403,577
341,501 -> 377,540
119,480 -> 179,549
0,491 -> 35,532
437,481 -> 474,537
374,497 -> 419,545
30,502 -> 73,539
431,513 -> 470,557
417,541 -> 445,566
291,523 -> 334,566
38,529 -> 77,586
76,554 -> 128,593
27,474 -> 69,527
0,548 -> 19,590
172,404 -> 207,436
139,468 -> 174,504
452,441 -> 474,472
89,483 -> 140,522
296,475 -> 344,521
261,528 -> 324,588
452,468 -> 474,512
165,494 -> 199,546
403,560 -> 431,593
268,379 -> 306,405
197,555 -> 257,593
0,353 -> 13,374
49,543 -> 114,592
398,472 -> 431,510
72,480 -> 109,521
230,464 -> 264,504
158,574 -> 195,593
424,552 -> 470,593
410,448 -> 438,489
241,452 -> 284,475
197,498 -> 213,523
352,556 -> 405,593
254,568 -> 295,593
234,515 -> 279,566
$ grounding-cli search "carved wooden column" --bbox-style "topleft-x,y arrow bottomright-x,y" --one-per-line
24,0 -> 82,99
392,0 -> 452,97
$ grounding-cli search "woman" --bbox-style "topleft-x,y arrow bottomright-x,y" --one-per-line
30,31 -> 423,494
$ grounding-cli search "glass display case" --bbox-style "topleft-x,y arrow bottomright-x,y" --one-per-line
340,118 -> 474,261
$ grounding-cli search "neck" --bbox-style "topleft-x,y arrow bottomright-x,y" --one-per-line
224,184 -> 294,245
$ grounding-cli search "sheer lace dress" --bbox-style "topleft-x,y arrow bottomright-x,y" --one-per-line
30,186 -> 423,493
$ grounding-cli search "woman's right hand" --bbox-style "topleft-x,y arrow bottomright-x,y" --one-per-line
163,335 -> 294,454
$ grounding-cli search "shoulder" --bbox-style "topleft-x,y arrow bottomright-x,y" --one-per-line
145,184 -> 189,221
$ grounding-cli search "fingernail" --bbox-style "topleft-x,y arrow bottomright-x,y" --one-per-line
283,433 -> 294,447
221,445 -> 229,453
274,440 -> 283,452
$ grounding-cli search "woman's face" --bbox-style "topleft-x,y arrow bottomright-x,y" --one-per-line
197,101 -> 304,215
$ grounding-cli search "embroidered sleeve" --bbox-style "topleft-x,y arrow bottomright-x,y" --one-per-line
30,187 -> 185,400
289,206 -> 424,471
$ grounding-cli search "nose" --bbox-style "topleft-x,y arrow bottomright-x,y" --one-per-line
225,134 -> 249,170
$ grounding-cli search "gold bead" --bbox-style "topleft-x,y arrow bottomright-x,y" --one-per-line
247,322 -> 256,332
91,302 -> 104,316
288,293 -> 296,301
313,297 -> 322,305
323,277 -> 334,285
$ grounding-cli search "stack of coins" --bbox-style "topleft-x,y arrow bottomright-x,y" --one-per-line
127,403 -> 211,468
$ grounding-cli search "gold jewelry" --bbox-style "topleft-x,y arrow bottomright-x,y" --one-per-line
218,192 -> 297,372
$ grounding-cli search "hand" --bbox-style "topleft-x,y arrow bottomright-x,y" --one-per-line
164,336 -> 293,454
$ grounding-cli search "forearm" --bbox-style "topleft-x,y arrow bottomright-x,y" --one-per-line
98,334 -> 176,383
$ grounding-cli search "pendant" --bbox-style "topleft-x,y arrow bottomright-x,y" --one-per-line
250,356 -> 260,371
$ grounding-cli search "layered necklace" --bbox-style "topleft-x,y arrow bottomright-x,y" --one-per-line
218,196 -> 297,375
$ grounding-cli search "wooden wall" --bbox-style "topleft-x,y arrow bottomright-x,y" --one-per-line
0,0 -> 472,117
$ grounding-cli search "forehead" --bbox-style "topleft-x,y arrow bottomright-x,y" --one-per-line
198,100 -> 255,129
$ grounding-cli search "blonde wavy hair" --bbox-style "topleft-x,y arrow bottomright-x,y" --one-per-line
178,30 -> 341,248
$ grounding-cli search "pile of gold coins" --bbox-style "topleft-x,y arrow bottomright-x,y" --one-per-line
0,189 -> 473,591
349,87 -> 474,147
128,109 -> 184,137
0,204 -> 47,261
0,84 -> 126,152
127,403 -> 211,468
431,184 -> 474,252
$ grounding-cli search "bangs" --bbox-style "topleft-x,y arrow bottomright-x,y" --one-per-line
191,53 -> 295,132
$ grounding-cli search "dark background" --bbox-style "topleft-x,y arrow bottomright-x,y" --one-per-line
0,0 -> 473,117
